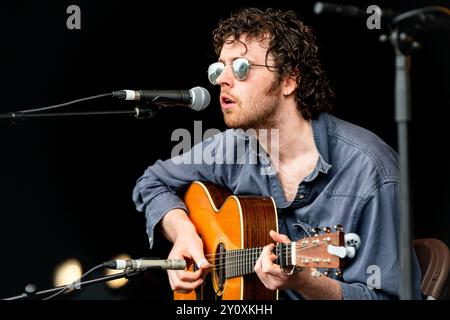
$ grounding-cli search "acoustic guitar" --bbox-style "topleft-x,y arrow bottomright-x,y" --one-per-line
174,181 -> 355,300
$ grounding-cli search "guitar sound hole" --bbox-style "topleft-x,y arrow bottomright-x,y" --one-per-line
215,242 -> 226,293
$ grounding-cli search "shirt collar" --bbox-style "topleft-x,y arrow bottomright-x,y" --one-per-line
311,112 -> 332,175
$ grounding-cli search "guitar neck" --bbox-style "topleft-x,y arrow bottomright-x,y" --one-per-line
222,232 -> 344,279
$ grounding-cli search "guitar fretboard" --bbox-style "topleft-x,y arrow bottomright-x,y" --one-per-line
224,245 -> 291,279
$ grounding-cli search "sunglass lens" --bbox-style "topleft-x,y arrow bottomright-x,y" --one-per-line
233,58 -> 250,80
208,62 -> 225,85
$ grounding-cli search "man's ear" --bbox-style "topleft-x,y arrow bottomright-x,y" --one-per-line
282,71 -> 300,96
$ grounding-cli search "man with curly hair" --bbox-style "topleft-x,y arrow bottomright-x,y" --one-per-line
133,7 -> 422,299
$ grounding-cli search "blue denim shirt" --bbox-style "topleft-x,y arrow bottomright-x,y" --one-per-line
132,112 -> 422,300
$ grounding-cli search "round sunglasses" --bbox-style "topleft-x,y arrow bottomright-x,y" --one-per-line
207,57 -> 277,85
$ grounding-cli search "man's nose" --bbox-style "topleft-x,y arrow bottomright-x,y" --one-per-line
215,64 -> 234,87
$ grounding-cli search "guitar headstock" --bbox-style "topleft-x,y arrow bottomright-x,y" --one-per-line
294,226 -> 345,269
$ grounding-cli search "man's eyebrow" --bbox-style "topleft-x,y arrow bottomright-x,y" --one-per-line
218,56 -> 252,63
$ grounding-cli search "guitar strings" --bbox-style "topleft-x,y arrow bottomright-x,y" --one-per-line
199,243 -> 323,272
202,243 -> 319,269
201,241 -> 322,259
208,253 -> 322,273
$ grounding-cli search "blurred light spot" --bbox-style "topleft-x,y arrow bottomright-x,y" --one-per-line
105,253 -> 131,289
54,258 -> 83,287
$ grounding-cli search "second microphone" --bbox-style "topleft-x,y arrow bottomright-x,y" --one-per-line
103,258 -> 187,270
112,86 -> 211,111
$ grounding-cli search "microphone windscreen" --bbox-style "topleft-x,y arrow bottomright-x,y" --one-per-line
190,86 -> 211,111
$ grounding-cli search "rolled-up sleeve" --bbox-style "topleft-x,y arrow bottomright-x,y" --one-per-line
132,136 -> 221,248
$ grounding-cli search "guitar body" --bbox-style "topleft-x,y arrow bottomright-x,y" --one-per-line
174,181 -> 279,300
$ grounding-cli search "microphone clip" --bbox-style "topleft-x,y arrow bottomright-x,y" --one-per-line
133,103 -> 161,119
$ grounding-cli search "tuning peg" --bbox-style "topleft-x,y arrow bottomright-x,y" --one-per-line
312,227 -> 322,236
323,226 -> 331,233
335,268 -> 343,278
333,224 -> 344,232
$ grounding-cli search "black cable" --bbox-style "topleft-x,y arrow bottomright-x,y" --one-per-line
42,264 -> 104,300
389,6 -> 450,29
10,92 -> 113,114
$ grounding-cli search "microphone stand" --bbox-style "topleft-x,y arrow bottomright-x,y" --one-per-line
0,105 -> 161,121
379,7 -> 449,300
387,28 -> 415,301
315,3 -> 450,299
3,268 -> 146,300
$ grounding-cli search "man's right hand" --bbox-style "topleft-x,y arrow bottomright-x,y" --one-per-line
160,208 -> 210,293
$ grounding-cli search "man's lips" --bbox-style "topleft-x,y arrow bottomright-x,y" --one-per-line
220,94 -> 237,110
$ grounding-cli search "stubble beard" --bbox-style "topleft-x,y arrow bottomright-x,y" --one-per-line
223,81 -> 282,131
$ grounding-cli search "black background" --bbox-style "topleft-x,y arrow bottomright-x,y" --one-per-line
0,0 -> 449,300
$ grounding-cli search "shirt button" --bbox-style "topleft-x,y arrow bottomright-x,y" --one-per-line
299,194 -> 305,199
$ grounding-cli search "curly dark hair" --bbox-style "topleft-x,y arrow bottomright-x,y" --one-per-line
212,7 -> 334,120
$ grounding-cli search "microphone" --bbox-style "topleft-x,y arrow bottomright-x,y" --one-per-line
103,258 -> 186,270
313,2 -> 397,19
313,2 -> 450,28
112,86 -> 211,111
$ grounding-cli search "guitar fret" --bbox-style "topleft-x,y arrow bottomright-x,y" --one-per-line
234,250 -> 237,278
251,248 -> 255,274
233,250 -> 235,278
241,249 -> 244,276
239,249 -> 241,277
244,249 -> 247,275
243,249 -> 246,275
231,250 -> 233,278
238,249 -> 241,277
232,250 -> 235,278
236,249 -> 238,277
229,250 -> 231,278
241,249 -> 243,276
286,244 -> 289,266
247,249 -> 250,274
238,249 -> 240,276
